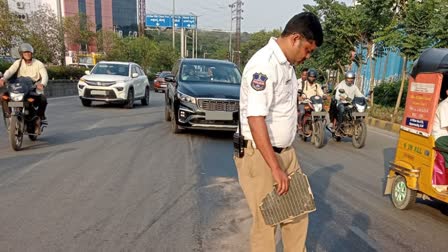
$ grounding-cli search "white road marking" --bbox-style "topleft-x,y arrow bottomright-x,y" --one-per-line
87,120 -> 104,130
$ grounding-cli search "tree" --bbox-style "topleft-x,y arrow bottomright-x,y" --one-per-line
240,30 -> 281,66
96,30 -> 117,55
64,13 -> 96,52
0,0 -> 25,55
303,1 -> 360,85
376,0 -> 435,122
27,4 -> 64,64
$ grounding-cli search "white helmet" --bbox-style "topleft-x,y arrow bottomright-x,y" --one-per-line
18,43 -> 34,54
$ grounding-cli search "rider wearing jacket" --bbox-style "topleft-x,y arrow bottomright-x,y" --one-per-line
334,71 -> 364,129
0,43 -> 48,123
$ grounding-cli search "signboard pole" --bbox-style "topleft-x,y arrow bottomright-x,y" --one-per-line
181,28 -> 185,58
192,30 -> 195,58
195,27 -> 198,58
172,0 -> 175,49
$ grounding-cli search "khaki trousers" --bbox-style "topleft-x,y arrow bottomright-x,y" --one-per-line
234,142 -> 308,252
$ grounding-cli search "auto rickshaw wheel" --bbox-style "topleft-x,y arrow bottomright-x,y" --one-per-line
391,175 -> 417,210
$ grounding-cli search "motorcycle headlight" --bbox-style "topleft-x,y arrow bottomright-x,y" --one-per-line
314,104 -> 322,112
177,91 -> 196,104
355,104 -> 366,112
10,93 -> 24,101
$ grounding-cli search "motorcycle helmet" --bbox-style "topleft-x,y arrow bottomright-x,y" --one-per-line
345,71 -> 355,85
18,43 -> 34,54
307,69 -> 318,83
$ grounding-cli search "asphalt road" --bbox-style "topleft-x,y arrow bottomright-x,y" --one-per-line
0,93 -> 447,252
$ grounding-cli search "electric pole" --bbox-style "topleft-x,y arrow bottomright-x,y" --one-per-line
138,0 -> 146,36
228,3 -> 235,62
234,0 -> 243,68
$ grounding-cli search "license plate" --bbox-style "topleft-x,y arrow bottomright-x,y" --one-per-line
205,111 -> 233,121
8,101 -> 24,107
91,90 -> 107,95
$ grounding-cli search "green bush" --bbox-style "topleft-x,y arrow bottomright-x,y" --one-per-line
47,66 -> 85,80
374,80 -> 408,107
1,62 -> 85,80
0,62 -> 11,74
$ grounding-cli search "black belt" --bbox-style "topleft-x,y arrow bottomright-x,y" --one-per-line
243,140 -> 287,154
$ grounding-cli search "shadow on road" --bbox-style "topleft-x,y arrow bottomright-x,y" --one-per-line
306,164 -> 343,252
329,212 -> 378,252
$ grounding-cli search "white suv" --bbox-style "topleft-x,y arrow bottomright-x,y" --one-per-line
77,61 -> 150,108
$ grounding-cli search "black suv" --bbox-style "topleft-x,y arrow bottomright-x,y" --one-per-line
165,58 -> 241,133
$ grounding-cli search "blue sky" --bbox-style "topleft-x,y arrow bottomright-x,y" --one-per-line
147,0 -> 353,32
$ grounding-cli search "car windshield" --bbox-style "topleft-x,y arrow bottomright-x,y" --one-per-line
91,63 -> 129,76
159,72 -> 172,78
180,63 -> 241,84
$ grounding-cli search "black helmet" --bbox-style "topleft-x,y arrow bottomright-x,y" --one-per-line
307,69 -> 318,78
345,71 -> 356,79
19,43 -> 34,54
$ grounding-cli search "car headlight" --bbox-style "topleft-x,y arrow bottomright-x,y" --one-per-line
177,91 -> 196,104
79,78 -> 86,84
10,93 -> 24,101
314,104 -> 322,112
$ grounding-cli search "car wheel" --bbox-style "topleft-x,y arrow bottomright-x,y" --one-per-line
81,98 -> 92,107
124,88 -> 134,109
141,87 -> 150,106
165,103 -> 171,121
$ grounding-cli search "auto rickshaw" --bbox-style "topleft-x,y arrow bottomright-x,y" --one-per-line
385,48 -> 448,209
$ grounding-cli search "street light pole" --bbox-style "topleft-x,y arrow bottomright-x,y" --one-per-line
172,0 -> 175,49
229,3 -> 234,62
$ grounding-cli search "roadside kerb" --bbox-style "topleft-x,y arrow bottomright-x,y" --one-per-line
366,117 -> 401,133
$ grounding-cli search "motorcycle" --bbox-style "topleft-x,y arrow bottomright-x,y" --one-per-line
297,93 -> 327,148
1,77 -> 47,151
329,89 -> 368,149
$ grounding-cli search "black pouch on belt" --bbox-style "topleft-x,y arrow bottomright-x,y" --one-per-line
233,132 -> 245,158
233,111 -> 244,158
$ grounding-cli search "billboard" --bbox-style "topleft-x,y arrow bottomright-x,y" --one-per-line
145,14 -> 197,29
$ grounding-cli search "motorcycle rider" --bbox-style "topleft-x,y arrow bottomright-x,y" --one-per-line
297,67 -> 308,90
334,71 -> 365,131
0,43 -> 48,127
298,69 -> 324,129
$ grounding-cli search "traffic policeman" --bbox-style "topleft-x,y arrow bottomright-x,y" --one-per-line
234,12 -> 323,252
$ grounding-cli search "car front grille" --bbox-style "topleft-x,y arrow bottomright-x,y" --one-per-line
190,118 -> 237,126
198,99 -> 239,112
85,80 -> 116,86
84,89 -> 117,99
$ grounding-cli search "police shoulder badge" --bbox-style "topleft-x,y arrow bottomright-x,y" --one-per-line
251,72 -> 268,91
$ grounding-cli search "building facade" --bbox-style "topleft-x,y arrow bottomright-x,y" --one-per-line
7,0 -> 138,53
